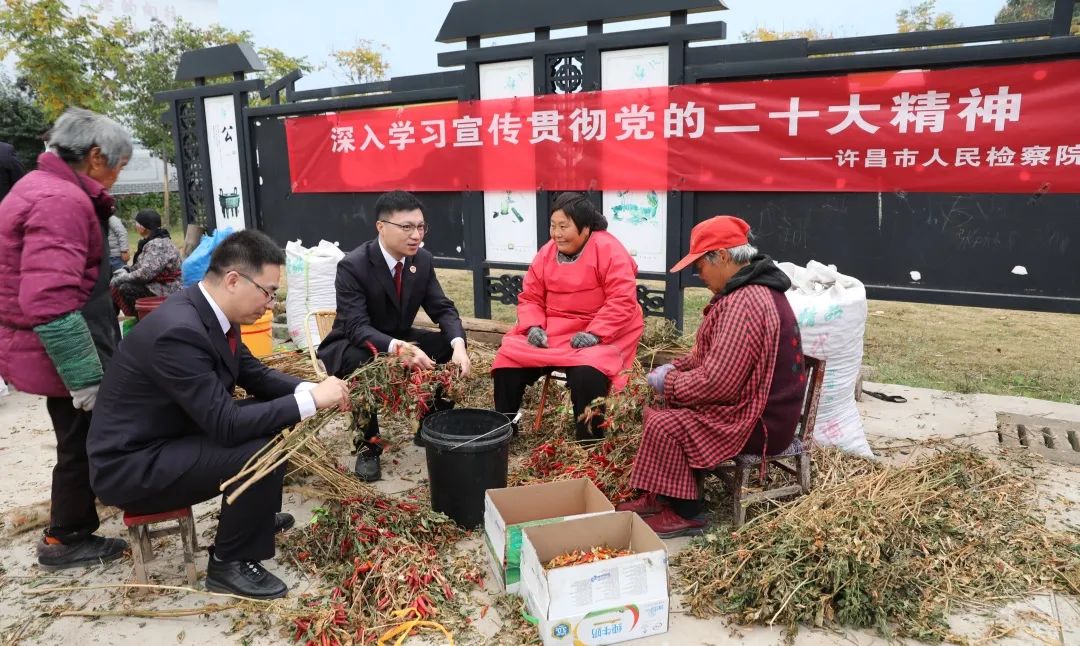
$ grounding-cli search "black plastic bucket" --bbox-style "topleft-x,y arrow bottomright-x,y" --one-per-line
421,408 -> 514,528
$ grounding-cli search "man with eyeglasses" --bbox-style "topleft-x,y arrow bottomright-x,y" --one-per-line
317,190 -> 470,481
87,230 -> 352,600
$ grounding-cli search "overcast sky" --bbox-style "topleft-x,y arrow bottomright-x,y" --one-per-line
217,1 -> 1002,89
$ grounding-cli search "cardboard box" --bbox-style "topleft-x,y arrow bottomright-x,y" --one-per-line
519,512 -> 669,646
484,479 -> 615,594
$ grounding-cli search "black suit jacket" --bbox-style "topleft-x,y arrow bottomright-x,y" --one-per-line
317,239 -> 465,376
87,286 -> 303,507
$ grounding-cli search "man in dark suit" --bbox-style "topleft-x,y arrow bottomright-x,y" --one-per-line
317,190 -> 470,481
0,141 -> 26,204
87,230 -> 350,600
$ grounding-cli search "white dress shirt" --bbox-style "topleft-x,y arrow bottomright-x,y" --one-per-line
198,282 -> 317,419
376,238 -> 464,354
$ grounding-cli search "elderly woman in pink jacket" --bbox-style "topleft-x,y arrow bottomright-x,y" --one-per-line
492,192 -> 645,443
0,108 -> 132,570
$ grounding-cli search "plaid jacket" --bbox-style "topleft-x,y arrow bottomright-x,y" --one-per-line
630,284 -> 782,499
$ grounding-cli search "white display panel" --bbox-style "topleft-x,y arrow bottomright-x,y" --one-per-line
480,59 -> 538,263
203,95 -> 246,231
601,47 -> 670,272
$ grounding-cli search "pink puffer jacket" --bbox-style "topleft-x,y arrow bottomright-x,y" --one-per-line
0,152 -> 109,397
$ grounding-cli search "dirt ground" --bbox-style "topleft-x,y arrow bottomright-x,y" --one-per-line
1,382 -> 1078,645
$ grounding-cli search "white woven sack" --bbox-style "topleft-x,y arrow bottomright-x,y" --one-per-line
285,240 -> 345,351
778,260 -> 873,458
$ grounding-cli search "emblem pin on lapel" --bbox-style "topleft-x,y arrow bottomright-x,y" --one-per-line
409,265 -> 416,273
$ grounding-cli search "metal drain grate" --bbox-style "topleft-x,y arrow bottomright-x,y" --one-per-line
996,413 -> 1080,466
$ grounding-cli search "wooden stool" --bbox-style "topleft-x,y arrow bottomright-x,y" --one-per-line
532,371 -> 567,432
122,507 -> 198,586
711,356 -> 827,527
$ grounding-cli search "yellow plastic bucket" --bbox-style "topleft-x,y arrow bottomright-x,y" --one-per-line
241,310 -> 274,358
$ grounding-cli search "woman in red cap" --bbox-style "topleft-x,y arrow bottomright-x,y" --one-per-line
618,215 -> 807,537
492,192 -> 644,442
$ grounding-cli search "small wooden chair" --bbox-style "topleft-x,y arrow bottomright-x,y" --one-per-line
531,371 -> 568,432
123,507 -> 198,586
305,309 -> 338,378
712,356 -> 826,527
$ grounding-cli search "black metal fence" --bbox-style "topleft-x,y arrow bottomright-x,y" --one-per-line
165,0 -> 1080,323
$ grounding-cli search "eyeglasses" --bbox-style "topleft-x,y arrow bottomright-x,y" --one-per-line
379,220 -> 429,235
235,271 -> 276,303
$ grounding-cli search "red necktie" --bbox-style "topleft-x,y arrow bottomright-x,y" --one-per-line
393,261 -> 403,301
226,325 -> 238,354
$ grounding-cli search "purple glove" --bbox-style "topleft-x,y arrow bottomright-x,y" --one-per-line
647,363 -> 675,394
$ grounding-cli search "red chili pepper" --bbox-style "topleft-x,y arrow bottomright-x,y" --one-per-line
294,618 -> 311,641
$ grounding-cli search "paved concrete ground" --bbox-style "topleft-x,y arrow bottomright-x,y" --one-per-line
1,382 -> 1078,645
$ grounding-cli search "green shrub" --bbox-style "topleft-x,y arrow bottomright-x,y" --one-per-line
114,191 -> 183,228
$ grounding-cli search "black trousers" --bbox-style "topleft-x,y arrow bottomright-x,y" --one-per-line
492,366 -> 610,442
122,437 -> 283,562
45,397 -> 100,544
333,328 -> 454,444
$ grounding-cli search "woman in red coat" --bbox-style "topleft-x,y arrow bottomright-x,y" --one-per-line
492,192 -> 644,442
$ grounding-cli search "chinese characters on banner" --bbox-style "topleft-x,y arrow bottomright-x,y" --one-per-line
285,59 -> 1080,194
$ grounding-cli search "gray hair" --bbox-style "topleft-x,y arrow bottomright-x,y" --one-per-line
47,107 -> 133,169
704,242 -> 758,265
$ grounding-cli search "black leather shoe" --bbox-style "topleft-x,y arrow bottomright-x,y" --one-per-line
274,513 -> 295,533
354,446 -> 382,482
37,534 -> 128,571
205,549 -> 287,600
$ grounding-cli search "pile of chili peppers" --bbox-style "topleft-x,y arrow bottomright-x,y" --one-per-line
283,492 -> 485,645
347,344 -> 464,422
545,546 -> 633,570
511,369 -> 655,503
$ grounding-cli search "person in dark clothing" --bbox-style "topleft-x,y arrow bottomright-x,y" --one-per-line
316,190 -> 470,482
0,141 -> 26,205
110,209 -> 182,314
87,230 -> 351,600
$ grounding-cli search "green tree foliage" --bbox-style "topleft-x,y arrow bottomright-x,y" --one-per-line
995,0 -> 1080,35
1,0 -> 315,164
115,191 -> 182,225
117,19 -> 314,163
741,26 -> 834,42
330,40 -> 390,84
896,1 -> 961,32
0,74 -> 50,168
0,0 -> 131,120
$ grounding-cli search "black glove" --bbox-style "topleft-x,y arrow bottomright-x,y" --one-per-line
527,326 -> 548,348
570,332 -> 600,348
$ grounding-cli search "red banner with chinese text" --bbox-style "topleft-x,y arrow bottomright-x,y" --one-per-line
284,58 -> 1080,194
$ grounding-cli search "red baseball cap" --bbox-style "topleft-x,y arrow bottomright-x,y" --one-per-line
669,215 -> 751,273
